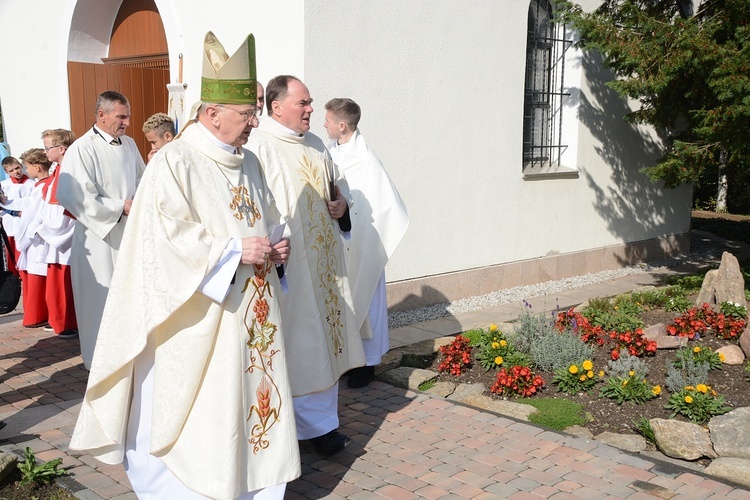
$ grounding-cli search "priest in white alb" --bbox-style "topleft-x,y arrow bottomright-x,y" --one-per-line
324,98 -> 409,388
70,32 -> 301,499
56,90 -> 146,369
248,76 -> 365,457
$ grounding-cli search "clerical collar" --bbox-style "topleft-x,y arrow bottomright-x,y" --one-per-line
271,118 -> 304,137
196,122 -> 238,154
92,125 -> 119,145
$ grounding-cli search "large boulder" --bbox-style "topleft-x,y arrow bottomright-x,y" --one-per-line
696,252 -> 747,309
708,407 -> 750,459
740,326 -> 750,358
650,418 -> 717,460
717,344 -> 745,365
704,457 -> 750,488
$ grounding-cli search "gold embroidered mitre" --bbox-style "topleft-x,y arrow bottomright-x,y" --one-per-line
201,31 -> 257,105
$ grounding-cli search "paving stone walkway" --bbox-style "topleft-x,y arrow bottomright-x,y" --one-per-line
0,247 -> 749,498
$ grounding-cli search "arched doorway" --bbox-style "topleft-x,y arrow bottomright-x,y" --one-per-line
67,0 -> 170,161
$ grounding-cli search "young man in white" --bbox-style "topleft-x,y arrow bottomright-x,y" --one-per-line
324,98 -> 409,388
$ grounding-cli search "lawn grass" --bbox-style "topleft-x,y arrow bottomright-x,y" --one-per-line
517,398 -> 588,430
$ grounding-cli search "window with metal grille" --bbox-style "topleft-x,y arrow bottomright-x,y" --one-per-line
523,0 -> 575,176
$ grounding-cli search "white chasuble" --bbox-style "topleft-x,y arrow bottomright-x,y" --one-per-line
328,130 -> 409,335
56,129 -> 146,369
248,119 -> 365,397
70,125 -> 300,498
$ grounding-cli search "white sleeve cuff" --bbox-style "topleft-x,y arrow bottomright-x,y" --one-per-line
198,238 -> 242,303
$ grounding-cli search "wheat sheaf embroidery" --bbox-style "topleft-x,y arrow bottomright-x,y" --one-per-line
243,261 -> 283,453
299,154 -> 345,355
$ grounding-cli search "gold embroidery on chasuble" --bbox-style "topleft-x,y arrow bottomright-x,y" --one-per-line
242,260 -> 283,453
229,185 -> 261,226
298,154 -> 345,356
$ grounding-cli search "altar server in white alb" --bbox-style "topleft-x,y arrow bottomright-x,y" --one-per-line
248,76 -> 365,457
56,90 -> 146,369
70,32 -> 300,499
324,98 -> 409,388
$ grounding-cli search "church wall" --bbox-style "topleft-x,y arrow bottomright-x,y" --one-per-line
303,0 -> 692,297
0,1 -> 692,309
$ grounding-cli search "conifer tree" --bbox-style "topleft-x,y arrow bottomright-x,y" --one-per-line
557,0 -> 750,212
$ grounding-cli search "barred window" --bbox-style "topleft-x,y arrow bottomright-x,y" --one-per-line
523,0 -> 576,177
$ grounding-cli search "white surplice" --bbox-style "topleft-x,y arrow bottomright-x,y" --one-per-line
248,119 -> 365,397
56,127 -> 146,369
328,130 -> 409,362
69,124 -> 301,498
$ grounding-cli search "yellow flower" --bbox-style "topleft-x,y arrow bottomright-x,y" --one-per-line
693,346 -> 701,353
685,395 -> 693,404
489,324 -> 498,331
494,356 -> 504,365
491,342 -> 500,349
652,385 -> 662,396
598,370 -> 605,378
569,365 -> 579,374
628,371 -> 635,377
696,384 -> 708,393
719,353 -> 726,362
685,385 -> 695,391
582,360 -> 593,371
587,371 -> 594,378
622,380 -> 629,387
500,340 -> 507,347
579,375 -> 587,382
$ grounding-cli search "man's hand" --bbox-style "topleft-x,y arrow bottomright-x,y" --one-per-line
269,237 -> 290,265
241,236 -> 272,265
123,199 -> 133,216
327,186 -> 347,219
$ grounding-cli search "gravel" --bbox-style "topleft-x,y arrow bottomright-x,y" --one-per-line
388,233 -> 725,329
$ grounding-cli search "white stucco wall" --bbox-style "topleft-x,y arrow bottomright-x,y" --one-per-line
303,0 -> 691,283
0,0 -> 692,289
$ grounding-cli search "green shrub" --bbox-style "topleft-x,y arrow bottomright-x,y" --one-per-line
719,301 -> 748,319
600,374 -> 660,404
665,357 -> 709,393
530,330 -> 595,372
519,398 -> 588,430
666,274 -> 706,293
607,352 -> 649,379
475,326 -> 515,371
674,345 -> 723,371
666,384 -> 731,424
629,289 -> 668,309
664,295 -> 691,313
462,328 -> 484,346
552,359 -> 601,394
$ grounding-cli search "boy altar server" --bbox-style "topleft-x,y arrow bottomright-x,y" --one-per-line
70,32 -> 300,499
324,98 -> 409,388
0,156 -> 35,276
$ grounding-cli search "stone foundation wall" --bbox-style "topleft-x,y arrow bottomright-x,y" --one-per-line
387,233 -> 691,311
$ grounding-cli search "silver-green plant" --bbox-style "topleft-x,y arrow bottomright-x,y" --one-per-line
665,357 -> 710,393
512,308 -> 558,355
607,351 -> 648,379
530,330 -> 594,372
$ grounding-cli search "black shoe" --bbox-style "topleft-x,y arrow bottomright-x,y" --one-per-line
57,330 -> 78,339
0,421 -> 6,431
347,365 -> 375,388
308,430 -> 352,457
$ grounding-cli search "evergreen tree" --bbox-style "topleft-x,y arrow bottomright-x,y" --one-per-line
557,0 -> 750,213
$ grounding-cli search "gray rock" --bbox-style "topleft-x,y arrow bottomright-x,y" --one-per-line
717,344 -> 745,365
447,383 -> 485,401
642,323 -> 666,341
739,326 -> 750,358
0,452 -> 17,483
704,457 -> 750,488
379,367 -> 437,390
594,431 -> 648,452
696,252 -> 747,309
650,418 -> 717,460
708,407 -> 750,459
565,425 -> 594,440
424,381 -> 456,398
459,395 -> 537,421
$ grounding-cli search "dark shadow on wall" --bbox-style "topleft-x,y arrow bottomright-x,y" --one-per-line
577,51 -> 692,266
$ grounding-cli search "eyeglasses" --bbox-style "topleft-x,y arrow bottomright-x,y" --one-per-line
216,104 -> 258,123
44,145 -> 62,152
